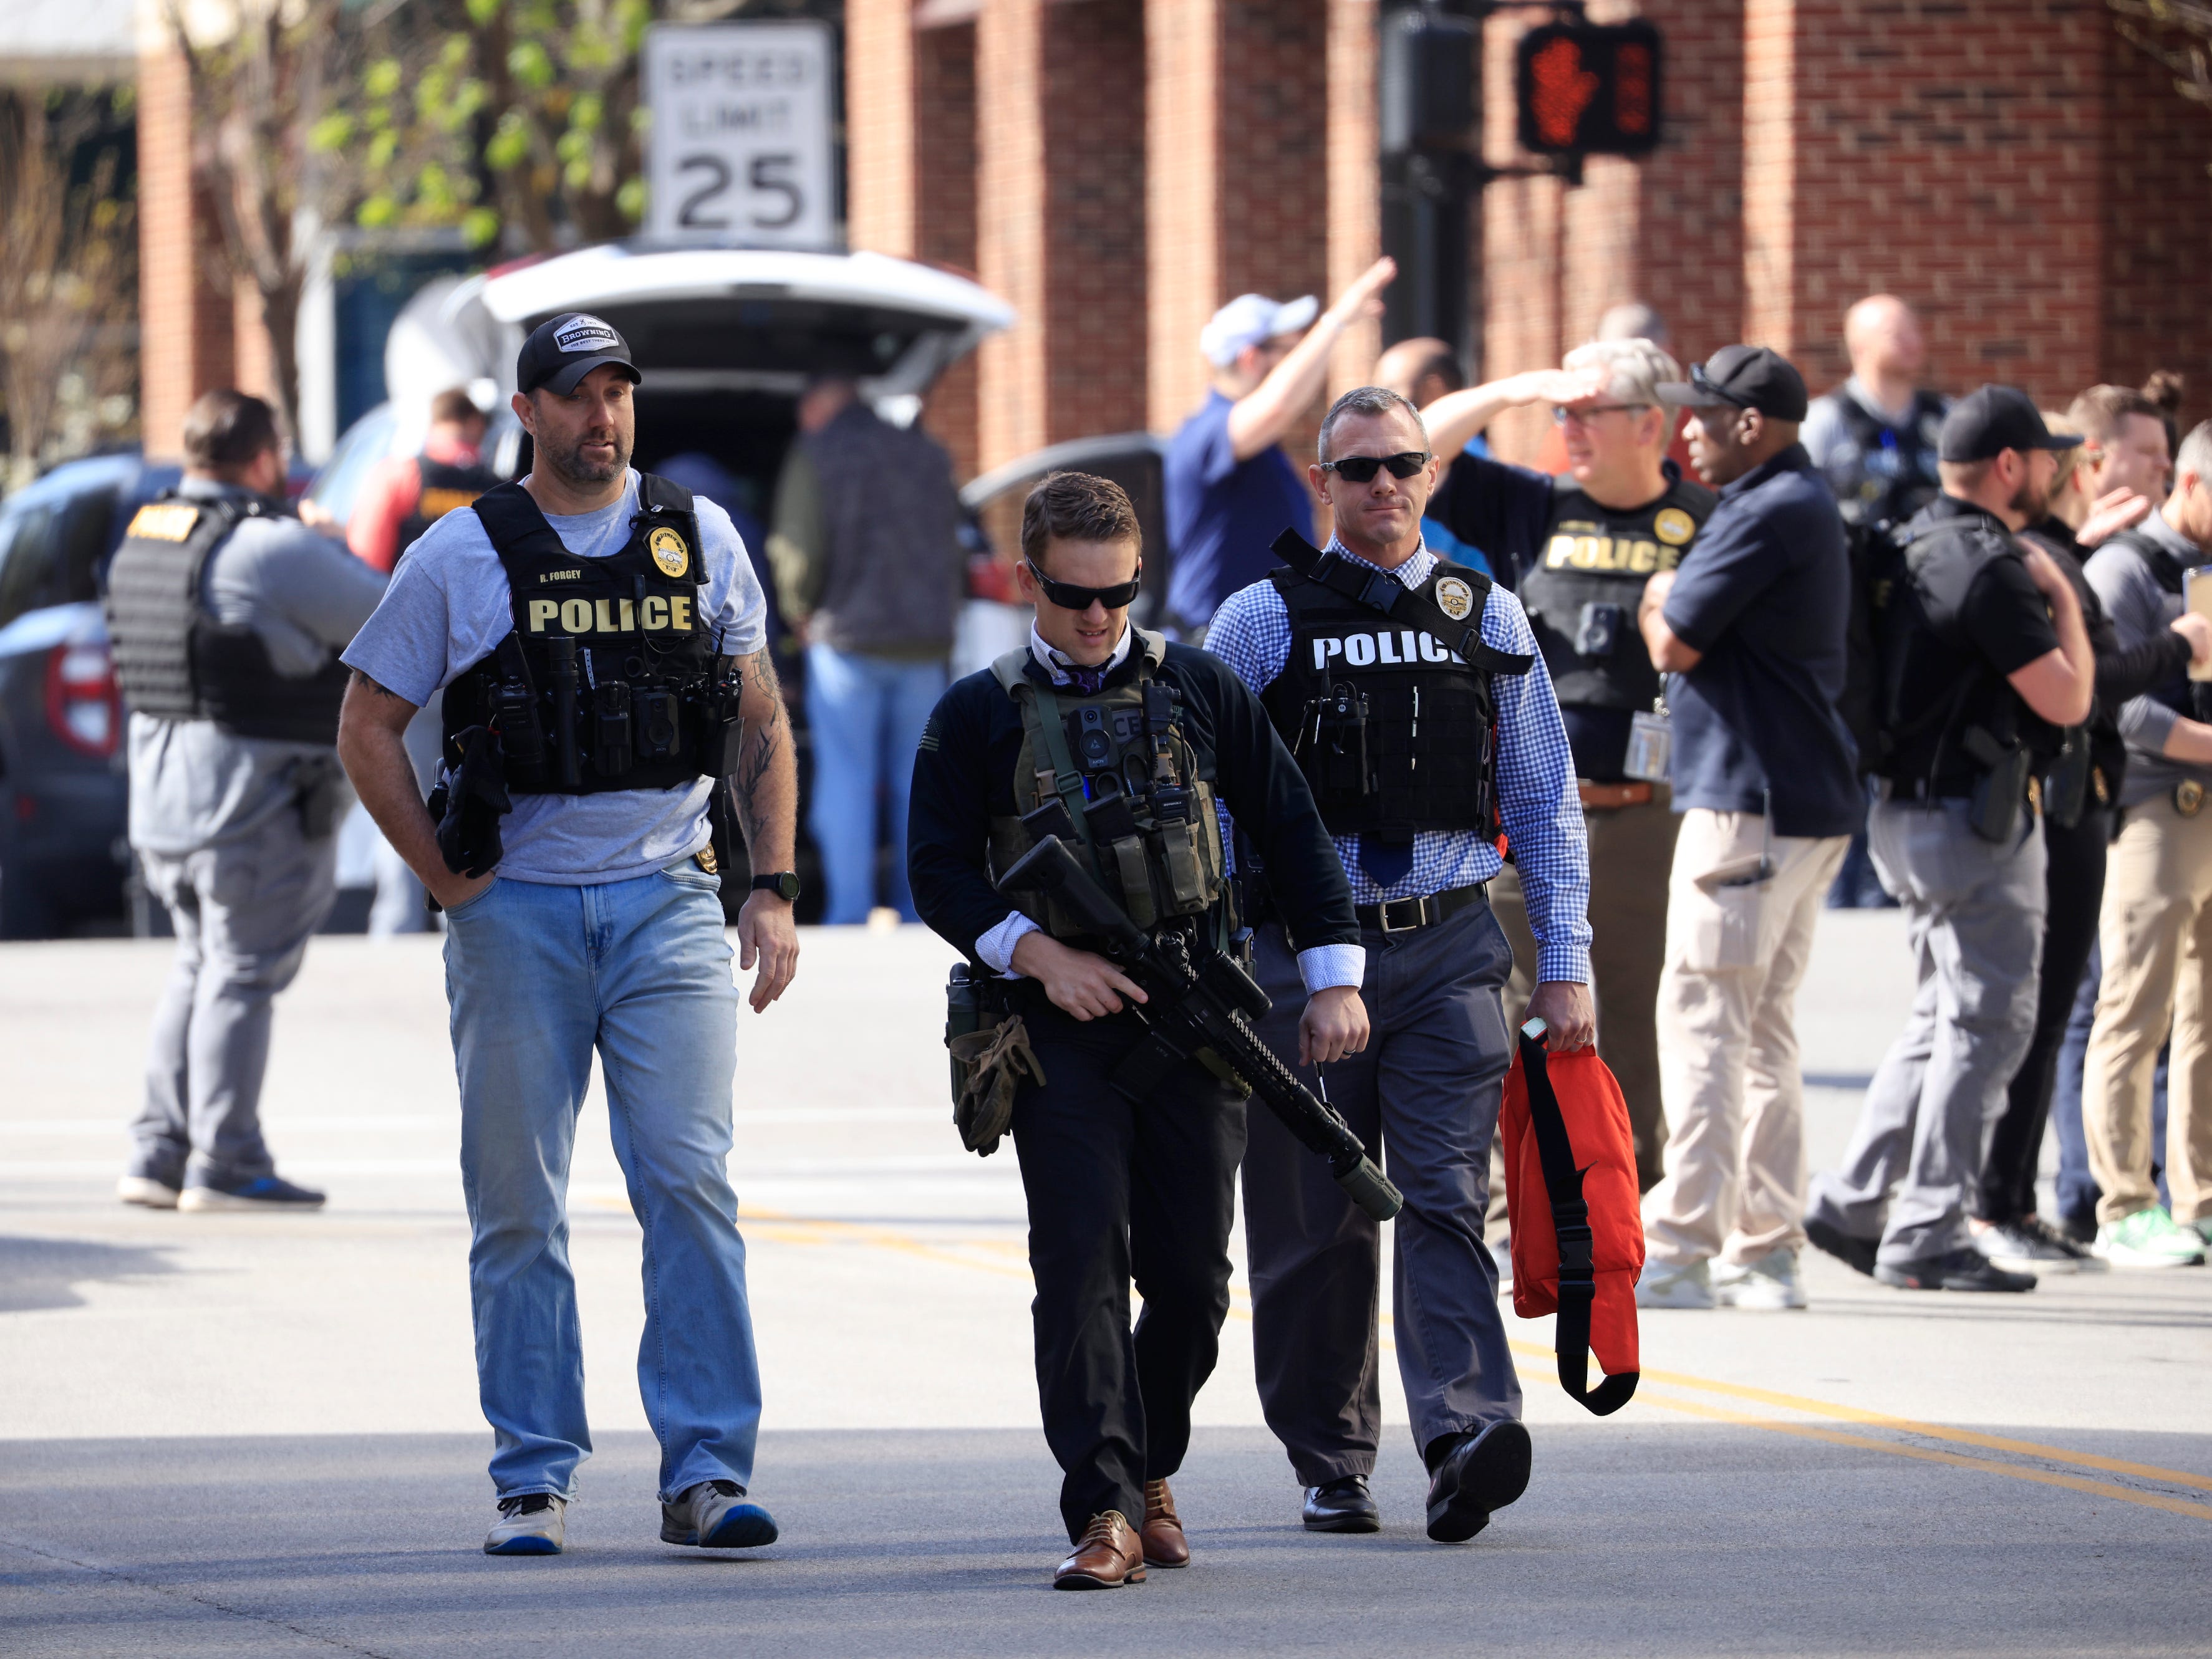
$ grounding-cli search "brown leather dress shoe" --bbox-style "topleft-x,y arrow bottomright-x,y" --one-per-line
1141,1478 -> 1189,1568
1053,1509 -> 1147,1589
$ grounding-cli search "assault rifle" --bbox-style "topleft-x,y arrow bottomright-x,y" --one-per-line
996,836 -> 1404,1222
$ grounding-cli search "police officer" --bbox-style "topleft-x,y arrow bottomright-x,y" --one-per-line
1802,294 -> 1949,529
109,388 -> 387,1213
1207,386 -> 1593,1542
1416,338 -> 1716,1192
907,471 -> 1366,1589
1807,386 -> 2095,1292
346,386 -> 501,574
337,314 -> 802,1556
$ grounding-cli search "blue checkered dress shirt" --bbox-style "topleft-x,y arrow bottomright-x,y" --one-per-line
1205,541 -> 1593,983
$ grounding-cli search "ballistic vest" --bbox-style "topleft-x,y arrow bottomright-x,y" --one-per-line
1519,478 -> 1713,714
985,632 -> 1227,940
440,475 -> 737,795
2103,526 -> 2211,724
105,492 -> 349,745
1260,557 -> 1526,843
396,453 -> 500,565
1815,387 -> 1946,528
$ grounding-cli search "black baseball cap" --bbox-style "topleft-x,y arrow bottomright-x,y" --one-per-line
516,312 -> 642,397
1939,384 -> 2082,463
1656,345 -> 1809,421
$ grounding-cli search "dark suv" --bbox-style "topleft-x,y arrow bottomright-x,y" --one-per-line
0,454 -> 183,935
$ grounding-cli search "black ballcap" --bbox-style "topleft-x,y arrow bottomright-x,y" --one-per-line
516,312 -> 642,397
1656,344 -> 1809,421
1939,384 -> 2082,463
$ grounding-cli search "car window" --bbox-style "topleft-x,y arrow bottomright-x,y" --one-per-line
0,503 -> 59,629
60,487 -> 119,603
307,405 -> 399,533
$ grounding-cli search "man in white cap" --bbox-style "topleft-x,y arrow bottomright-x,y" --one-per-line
1163,259 -> 1396,633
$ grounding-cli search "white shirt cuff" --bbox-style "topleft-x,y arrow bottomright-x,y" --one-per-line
976,910 -> 1041,976
1297,943 -> 1367,994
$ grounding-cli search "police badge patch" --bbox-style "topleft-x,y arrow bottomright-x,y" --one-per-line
1653,507 -> 1697,546
1435,575 -> 1476,621
649,526 -> 690,579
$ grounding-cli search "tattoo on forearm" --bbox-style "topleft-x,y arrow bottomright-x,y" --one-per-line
727,652 -> 790,850
351,668 -> 409,703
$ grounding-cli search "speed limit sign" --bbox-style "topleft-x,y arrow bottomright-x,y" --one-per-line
643,21 -> 835,248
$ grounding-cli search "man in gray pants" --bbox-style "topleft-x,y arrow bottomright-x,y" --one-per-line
1806,388 -> 2095,1291
107,390 -> 387,1211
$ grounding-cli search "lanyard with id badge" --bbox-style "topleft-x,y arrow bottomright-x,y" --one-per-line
1624,693 -> 1672,784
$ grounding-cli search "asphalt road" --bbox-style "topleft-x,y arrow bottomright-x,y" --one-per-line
3,916 -> 2208,1657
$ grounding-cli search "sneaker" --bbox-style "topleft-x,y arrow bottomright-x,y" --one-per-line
2092,1207 -> 2208,1268
660,1478 -> 778,1549
1635,1258 -> 1714,1309
2191,1216 -> 2212,1250
1712,1249 -> 1808,1310
1804,1216 -> 1879,1277
2057,1209 -> 2097,1246
1875,1248 -> 2036,1292
177,1172 -> 326,1212
1971,1216 -> 2100,1274
116,1175 -> 180,1209
485,1493 -> 566,1556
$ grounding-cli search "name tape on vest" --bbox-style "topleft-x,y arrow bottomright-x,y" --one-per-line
526,595 -> 695,635
1311,629 -> 1461,671
125,503 -> 202,542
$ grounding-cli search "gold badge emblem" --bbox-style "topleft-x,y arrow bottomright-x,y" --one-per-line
2178,779 -> 2205,819
695,844 -> 718,875
1435,576 -> 1476,621
649,526 -> 690,579
1654,507 -> 1697,546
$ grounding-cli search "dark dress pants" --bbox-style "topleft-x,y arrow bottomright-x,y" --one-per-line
1241,900 -> 1520,1486
1981,805 -> 2108,1224
1008,989 -> 1245,1543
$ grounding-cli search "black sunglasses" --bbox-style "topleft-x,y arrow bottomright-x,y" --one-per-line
1320,451 -> 1431,483
1026,560 -> 1142,611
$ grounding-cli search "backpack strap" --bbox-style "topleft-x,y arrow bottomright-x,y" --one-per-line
1270,530 -> 1533,674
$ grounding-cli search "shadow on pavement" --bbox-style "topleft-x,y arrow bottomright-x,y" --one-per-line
0,1235 -> 178,1314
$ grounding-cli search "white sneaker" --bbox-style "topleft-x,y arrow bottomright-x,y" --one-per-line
1713,1249 -> 1809,1310
1635,1258 -> 1714,1309
485,1493 -> 567,1556
116,1176 -> 179,1209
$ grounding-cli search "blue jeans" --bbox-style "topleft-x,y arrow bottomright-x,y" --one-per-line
2053,939 -> 2170,1226
442,867 -> 761,1503
804,643 -> 945,924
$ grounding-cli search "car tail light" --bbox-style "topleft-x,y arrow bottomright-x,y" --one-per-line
45,638 -> 122,758
967,552 -> 1015,605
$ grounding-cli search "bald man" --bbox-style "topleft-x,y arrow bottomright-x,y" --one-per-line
1374,337 -> 1496,579
1802,295 -> 1949,529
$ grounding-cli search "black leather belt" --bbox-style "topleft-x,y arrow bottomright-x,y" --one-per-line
1356,882 -> 1488,936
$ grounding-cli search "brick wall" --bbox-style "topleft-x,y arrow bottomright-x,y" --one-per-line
137,43 -> 233,460
1325,0 -> 1383,403
1144,0 -> 1220,433
917,18 -> 982,482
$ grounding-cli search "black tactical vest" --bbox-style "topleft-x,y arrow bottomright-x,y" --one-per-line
2103,526 -> 2211,723
441,475 -> 738,795
396,453 -> 500,565
1817,387 -> 1946,528
1519,477 -> 1714,713
1260,557 -> 1525,842
105,493 -> 349,745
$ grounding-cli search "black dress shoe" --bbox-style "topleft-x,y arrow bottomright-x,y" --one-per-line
1425,1420 -> 1531,1544
1804,1216 -> 1878,1277
1301,1475 -> 1379,1533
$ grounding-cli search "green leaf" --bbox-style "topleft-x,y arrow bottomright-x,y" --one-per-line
367,130 -> 398,169
365,57 -> 402,99
569,91 -> 602,132
462,207 -> 503,248
307,113 -> 355,153
440,33 -> 472,70
486,110 -> 531,171
509,41 -> 554,92
465,0 -> 500,23
563,156 -> 592,191
616,176 -> 645,223
357,195 -> 399,229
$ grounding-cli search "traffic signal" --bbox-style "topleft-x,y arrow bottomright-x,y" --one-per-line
1514,19 -> 1664,159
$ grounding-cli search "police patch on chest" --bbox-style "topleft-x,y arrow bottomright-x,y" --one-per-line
1311,629 -> 1458,670
649,526 -> 690,579
1654,507 -> 1696,546
1435,577 -> 1476,620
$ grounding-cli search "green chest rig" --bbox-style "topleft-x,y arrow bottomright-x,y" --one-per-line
986,630 -> 1228,941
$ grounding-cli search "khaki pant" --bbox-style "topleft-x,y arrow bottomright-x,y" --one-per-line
2084,792 -> 2212,1224
1643,809 -> 1848,1266
1492,786 -> 1680,1192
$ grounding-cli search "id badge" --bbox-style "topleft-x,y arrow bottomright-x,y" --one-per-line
1625,708 -> 1672,782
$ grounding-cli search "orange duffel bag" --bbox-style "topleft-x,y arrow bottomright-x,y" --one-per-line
1499,1019 -> 1642,1415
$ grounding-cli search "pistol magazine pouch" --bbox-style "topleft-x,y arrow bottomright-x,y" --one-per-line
1501,1031 -> 1641,1415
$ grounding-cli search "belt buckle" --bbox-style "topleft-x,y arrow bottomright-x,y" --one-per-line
1377,895 -> 1426,935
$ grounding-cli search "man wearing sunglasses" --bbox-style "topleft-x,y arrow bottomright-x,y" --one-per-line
907,471 -> 1364,1589
1205,385 -> 1592,1544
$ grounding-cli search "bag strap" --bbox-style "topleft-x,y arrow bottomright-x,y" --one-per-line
1516,1027 -> 1637,1416
1270,530 -> 1534,675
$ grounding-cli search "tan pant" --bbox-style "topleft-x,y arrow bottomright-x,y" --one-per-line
2084,792 -> 2212,1224
1492,786 -> 1681,1192
1643,809 -> 1849,1266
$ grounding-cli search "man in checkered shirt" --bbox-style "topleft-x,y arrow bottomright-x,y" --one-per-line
1205,385 -> 1591,1546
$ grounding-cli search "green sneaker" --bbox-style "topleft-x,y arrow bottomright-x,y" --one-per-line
2092,1208 -> 2208,1268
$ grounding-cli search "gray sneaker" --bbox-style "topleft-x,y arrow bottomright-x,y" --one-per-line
1713,1248 -> 1808,1310
660,1478 -> 778,1549
485,1493 -> 566,1556
1635,1258 -> 1714,1309
1971,1216 -> 2101,1273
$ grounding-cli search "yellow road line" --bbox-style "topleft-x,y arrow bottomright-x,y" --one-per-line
1640,1390 -> 2212,1522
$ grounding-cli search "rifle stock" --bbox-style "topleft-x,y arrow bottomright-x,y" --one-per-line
997,837 -> 1404,1222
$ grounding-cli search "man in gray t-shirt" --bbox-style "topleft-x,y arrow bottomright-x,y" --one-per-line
337,313 -> 801,1560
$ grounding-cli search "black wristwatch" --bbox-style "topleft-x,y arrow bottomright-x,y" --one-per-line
750,871 -> 801,902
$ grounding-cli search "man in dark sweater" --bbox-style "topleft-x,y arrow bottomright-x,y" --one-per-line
907,473 -> 1363,1590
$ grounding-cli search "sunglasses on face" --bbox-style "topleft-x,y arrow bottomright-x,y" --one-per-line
1320,451 -> 1431,483
1026,561 -> 1142,611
